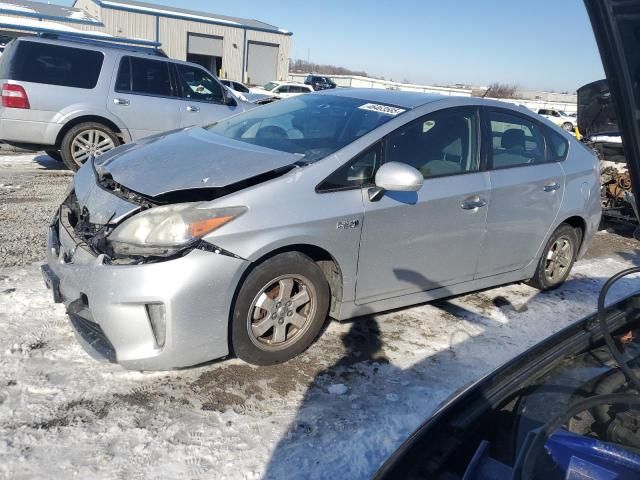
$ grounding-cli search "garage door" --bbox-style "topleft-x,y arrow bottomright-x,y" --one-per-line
188,34 -> 223,57
247,42 -> 278,86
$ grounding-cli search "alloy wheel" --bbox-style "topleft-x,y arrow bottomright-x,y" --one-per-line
247,275 -> 317,351
544,236 -> 574,284
71,129 -> 116,167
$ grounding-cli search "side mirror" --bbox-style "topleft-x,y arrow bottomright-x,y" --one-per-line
369,162 -> 423,201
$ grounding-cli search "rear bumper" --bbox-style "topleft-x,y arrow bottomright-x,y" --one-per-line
43,217 -> 249,370
0,115 -> 60,146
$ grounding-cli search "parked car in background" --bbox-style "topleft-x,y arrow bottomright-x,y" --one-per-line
42,89 -> 600,370
249,81 -> 313,98
304,74 -> 337,91
221,79 -> 277,104
0,35 -> 251,171
537,108 -> 576,131
220,78 -> 251,95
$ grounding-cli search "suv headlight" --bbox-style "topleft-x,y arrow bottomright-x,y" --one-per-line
108,203 -> 246,257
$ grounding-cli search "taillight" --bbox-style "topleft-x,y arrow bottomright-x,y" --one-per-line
2,83 -> 30,109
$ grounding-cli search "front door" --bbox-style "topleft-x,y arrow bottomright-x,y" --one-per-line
475,108 -> 565,278
174,63 -> 240,128
356,106 -> 490,304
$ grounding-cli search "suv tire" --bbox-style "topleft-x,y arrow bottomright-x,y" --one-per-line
61,122 -> 119,172
562,122 -> 574,132
231,252 -> 330,365
527,224 -> 581,291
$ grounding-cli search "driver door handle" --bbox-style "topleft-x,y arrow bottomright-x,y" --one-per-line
544,182 -> 561,192
187,105 -> 200,112
461,197 -> 488,210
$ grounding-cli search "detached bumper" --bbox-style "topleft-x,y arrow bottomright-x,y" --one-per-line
43,222 -> 249,370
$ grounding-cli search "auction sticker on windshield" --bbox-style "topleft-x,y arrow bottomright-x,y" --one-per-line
358,103 -> 406,116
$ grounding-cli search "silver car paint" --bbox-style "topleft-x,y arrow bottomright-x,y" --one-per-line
0,37 -> 251,148
95,127 -> 302,197
45,91 -> 601,370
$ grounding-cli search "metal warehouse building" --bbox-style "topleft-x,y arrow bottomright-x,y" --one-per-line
0,0 -> 292,85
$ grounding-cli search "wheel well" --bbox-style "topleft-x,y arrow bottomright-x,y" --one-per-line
254,244 -> 344,306
55,116 -> 124,148
561,216 -> 586,250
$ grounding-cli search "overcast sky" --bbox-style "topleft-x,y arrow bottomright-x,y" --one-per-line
55,0 -> 604,92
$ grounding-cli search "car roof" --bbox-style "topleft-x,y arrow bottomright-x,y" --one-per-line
316,88 -> 447,109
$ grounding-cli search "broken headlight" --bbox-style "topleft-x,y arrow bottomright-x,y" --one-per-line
108,203 -> 246,257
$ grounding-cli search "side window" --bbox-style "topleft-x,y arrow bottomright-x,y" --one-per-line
12,42 -> 103,89
545,128 -> 569,162
276,85 -> 290,94
176,64 -> 224,103
317,143 -> 381,192
386,107 -> 479,179
117,56 -> 173,97
489,110 -> 546,169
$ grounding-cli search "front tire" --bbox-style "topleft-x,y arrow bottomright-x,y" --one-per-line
60,122 -> 119,172
231,252 -> 330,365
527,224 -> 581,290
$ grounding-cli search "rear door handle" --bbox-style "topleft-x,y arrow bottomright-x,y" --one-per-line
113,98 -> 130,106
187,105 -> 200,112
461,197 -> 488,210
544,182 -> 561,192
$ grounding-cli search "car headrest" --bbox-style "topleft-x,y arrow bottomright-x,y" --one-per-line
501,129 -> 525,150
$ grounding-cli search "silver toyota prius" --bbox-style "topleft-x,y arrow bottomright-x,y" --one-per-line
42,89 -> 601,370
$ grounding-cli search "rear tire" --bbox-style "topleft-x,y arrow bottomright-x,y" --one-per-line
61,122 -> 119,172
231,252 -> 330,365
44,150 -> 62,162
527,224 -> 580,290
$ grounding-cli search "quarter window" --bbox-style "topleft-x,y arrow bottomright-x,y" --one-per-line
317,143 -> 381,192
12,42 -> 103,89
488,110 -> 546,169
546,128 -> 569,161
386,107 -> 479,178
176,64 -> 223,103
117,57 -> 173,97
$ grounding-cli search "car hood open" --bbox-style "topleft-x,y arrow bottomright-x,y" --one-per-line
93,127 -> 301,198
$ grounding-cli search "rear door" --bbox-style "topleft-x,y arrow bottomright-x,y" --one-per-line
108,55 -> 181,141
475,107 -> 565,278
173,62 -> 240,127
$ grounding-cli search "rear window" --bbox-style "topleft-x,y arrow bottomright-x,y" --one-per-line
10,41 -> 103,89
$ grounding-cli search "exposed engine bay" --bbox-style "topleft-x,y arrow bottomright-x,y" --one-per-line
578,79 -> 639,225
375,273 -> 640,480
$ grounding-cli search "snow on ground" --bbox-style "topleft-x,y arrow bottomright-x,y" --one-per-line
1,252 -> 639,479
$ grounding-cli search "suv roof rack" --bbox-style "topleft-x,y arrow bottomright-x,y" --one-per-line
0,23 -> 167,57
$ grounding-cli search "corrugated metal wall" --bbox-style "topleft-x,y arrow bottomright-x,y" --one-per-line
72,0 -> 291,84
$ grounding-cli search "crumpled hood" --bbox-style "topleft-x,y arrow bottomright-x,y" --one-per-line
94,127 -> 301,198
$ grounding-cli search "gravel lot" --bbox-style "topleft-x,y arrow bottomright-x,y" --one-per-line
0,154 -> 72,268
1,154 -> 639,479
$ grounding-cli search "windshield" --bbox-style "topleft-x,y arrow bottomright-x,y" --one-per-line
206,94 -> 406,162
262,82 -> 279,91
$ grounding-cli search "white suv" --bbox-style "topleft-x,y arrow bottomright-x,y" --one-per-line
537,109 -> 575,132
